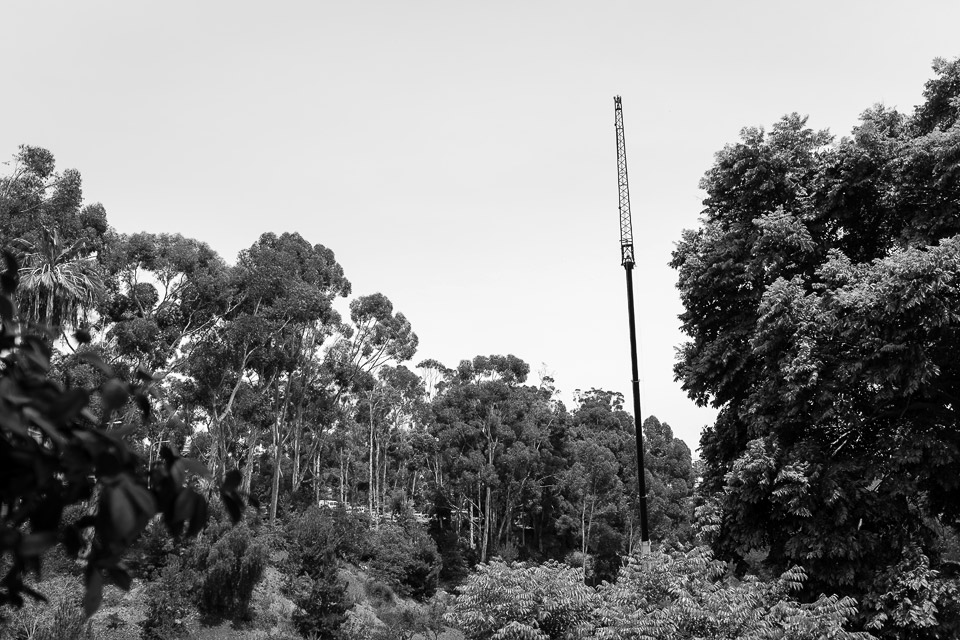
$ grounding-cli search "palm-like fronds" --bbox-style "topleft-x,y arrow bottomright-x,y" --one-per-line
17,227 -> 105,329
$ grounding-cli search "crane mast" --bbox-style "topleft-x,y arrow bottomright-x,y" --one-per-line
613,95 -> 650,554
615,96 -> 635,267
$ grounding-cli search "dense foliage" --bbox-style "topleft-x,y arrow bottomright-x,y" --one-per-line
0,253 -> 243,616
447,548 -> 871,640
672,57 -> 960,636
4,57 -> 957,640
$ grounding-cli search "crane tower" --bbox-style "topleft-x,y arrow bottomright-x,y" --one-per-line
614,95 -> 651,554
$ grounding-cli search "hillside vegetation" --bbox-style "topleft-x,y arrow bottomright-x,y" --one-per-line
1,57 -> 959,639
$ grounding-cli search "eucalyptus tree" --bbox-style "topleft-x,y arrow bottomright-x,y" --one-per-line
324,292 -> 419,515
560,390 -> 632,575
641,416 -> 695,544
431,355 -> 567,561
99,232 -> 231,371
234,232 -> 351,520
367,365 -> 427,518
0,145 -> 108,253
180,232 -> 351,519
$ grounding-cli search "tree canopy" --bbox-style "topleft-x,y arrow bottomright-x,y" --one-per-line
672,57 -> 960,634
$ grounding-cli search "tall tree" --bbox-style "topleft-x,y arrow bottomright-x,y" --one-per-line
100,232 -> 231,372
431,355 -> 565,562
17,228 -> 104,331
325,292 -> 419,518
1,146 -> 109,332
0,145 -> 108,253
181,232 -> 351,515
671,58 -> 960,634
641,416 -> 695,544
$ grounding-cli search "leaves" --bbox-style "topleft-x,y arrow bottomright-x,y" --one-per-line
672,56 -> 960,634
448,548 -> 874,640
0,252 -> 242,615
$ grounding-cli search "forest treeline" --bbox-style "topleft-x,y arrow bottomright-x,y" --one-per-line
2,56 -> 960,640
0,138 -> 695,594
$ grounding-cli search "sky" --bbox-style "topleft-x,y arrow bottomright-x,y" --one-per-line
2,1 -> 959,453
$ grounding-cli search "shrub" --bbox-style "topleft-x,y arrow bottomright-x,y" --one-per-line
368,522 -> 441,600
448,560 -> 595,640
127,517 -> 178,580
363,578 -> 395,607
593,547 -> 872,640
0,575 -> 92,640
140,558 -> 195,640
862,545 -> 960,640
373,594 -> 449,640
287,505 -> 371,574
449,548 -> 874,640
373,601 -> 434,640
431,529 -> 469,584
291,563 -> 349,639
188,520 -> 267,620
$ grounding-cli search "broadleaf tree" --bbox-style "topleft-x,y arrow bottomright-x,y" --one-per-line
671,57 -> 960,635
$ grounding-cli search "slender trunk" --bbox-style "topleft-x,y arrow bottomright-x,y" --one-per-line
213,347 -> 255,481
497,485 -> 512,547
581,499 -> 588,556
381,438 -> 388,515
482,484 -> 492,562
241,428 -> 258,496
469,494 -> 475,549
368,411 -> 375,525
375,435 -> 381,518
482,432 -> 495,562
269,428 -> 282,522
269,375 -> 294,523
585,497 -> 596,556
340,447 -> 347,503
536,515 -> 544,553
291,417 -> 301,494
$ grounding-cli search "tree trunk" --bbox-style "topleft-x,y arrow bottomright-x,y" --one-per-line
269,375 -> 294,523
469,493 -> 476,549
369,412 -> 375,525
241,428 -> 258,496
482,484 -> 492,562
291,417 -> 301,494
497,485 -> 513,547
339,448 -> 346,503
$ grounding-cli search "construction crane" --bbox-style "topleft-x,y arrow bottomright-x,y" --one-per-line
614,95 -> 651,555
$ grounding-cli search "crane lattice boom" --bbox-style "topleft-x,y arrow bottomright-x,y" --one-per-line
614,96 -> 634,267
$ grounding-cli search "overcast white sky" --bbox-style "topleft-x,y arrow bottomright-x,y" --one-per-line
3,1 -> 958,453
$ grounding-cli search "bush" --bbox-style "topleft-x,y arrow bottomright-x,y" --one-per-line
593,547 -> 870,640
363,578 -> 395,607
0,575 -> 92,640
448,560 -> 594,640
127,517 -> 178,580
287,505 -> 371,574
140,558 -> 195,640
431,529 -> 469,584
291,563 -> 349,639
187,519 -> 267,620
368,522 -> 441,600
374,594 -> 449,640
448,547 -> 874,640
